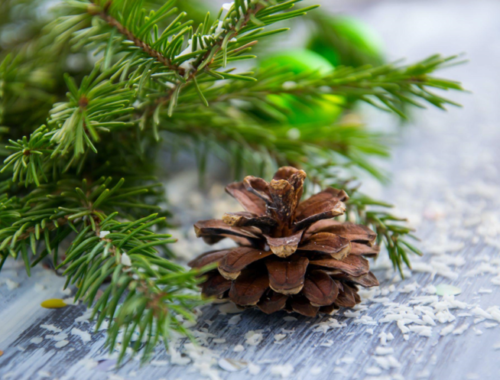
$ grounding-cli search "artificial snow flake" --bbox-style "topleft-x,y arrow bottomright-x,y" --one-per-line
440,324 -> 455,336
228,315 -> 241,325
270,364 -> 294,378
311,367 -> 322,375
233,344 -> 244,352
218,358 -> 247,372
282,81 -> 297,90
248,363 -> 261,375
30,337 -> 43,344
478,288 -> 493,294
245,331 -> 263,346
151,360 -> 169,367
435,284 -> 461,296
40,324 -> 62,333
274,334 -> 286,342
4,279 -> 19,290
400,282 -> 419,293
375,346 -> 394,356
71,328 -> 91,343
54,340 -> 69,348
121,253 -> 132,266
366,367 -> 382,375
378,332 -> 394,345
340,357 -> 355,364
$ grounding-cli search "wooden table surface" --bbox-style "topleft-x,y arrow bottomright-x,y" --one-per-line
2,0 -> 500,379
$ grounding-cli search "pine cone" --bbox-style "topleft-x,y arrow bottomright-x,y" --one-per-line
188,167 -> 380,317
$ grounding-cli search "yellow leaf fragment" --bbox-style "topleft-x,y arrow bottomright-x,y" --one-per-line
41,299 -> 67,309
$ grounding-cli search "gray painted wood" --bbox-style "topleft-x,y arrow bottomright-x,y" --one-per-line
2,0 -> 500,379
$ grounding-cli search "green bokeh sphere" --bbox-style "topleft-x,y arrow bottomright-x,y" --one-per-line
260,49 -> 334,75
308,15 -> 385,67
259,49 -> 344,126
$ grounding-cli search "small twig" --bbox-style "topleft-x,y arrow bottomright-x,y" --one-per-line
90,3 -> 184,75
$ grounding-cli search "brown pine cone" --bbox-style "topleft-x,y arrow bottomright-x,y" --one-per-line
188,167 -> 380,317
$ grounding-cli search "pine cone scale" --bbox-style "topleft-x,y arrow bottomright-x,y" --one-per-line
350,242 -> 380,256
346,272 -> 379,287
258,290 -> 288,314
294,188 -> 348,231
243,176 -> 272,204
202,274 -> 231,298
218,247 -> 273,280
308,220 -> 377,246
225,182 -> 267,215
229,270 -> 269,306
303,271 -> 339,307
222,212 -> 277,232
188,249 -> 231,269
290,296 -> 319,317
266,256 -> 309,295
264,230 -> 304,257
309,255 -> 370,277
194,219 -> 261,240
298,232 -> 351,259
335,284 -> 359,308
190,167 -> 381,317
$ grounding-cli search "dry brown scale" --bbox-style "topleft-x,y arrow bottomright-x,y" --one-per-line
188,167 -> 380,317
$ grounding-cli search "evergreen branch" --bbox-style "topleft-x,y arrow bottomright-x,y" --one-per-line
351,193 -> 422,277
1,66 -> 136,185
155,0 -> 320,113
90,0 -> 182,73
1,126 -> 54,186
0,3 -> 95,134
2,54 -> 461,188
0,176 -> 203,361
163,2 -> 267,89
304,169 -> 421,277
206,54 -> 465,117
2,0 -> 323,182
48,69 -> 135,158
61,0 -> 318,114
61,213 -> 203,363
0,176 -> 166,258
160,108 -> 391,181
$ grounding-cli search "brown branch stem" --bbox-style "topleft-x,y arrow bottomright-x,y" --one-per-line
89,1 -> 264,116
90,3 -> 184,75
157,4 -> 265,108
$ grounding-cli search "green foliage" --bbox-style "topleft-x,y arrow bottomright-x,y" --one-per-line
63,213 -> 202,363
303,166 -> 422,276
0,0 -> 464,362
0,174 -> 195,362
307,13 -> 385,67
349,191 -> 423,276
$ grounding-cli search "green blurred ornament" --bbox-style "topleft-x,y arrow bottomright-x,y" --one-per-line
308,15 -> 385,67
258,49 -> 344,126
261,48 -> 334,75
